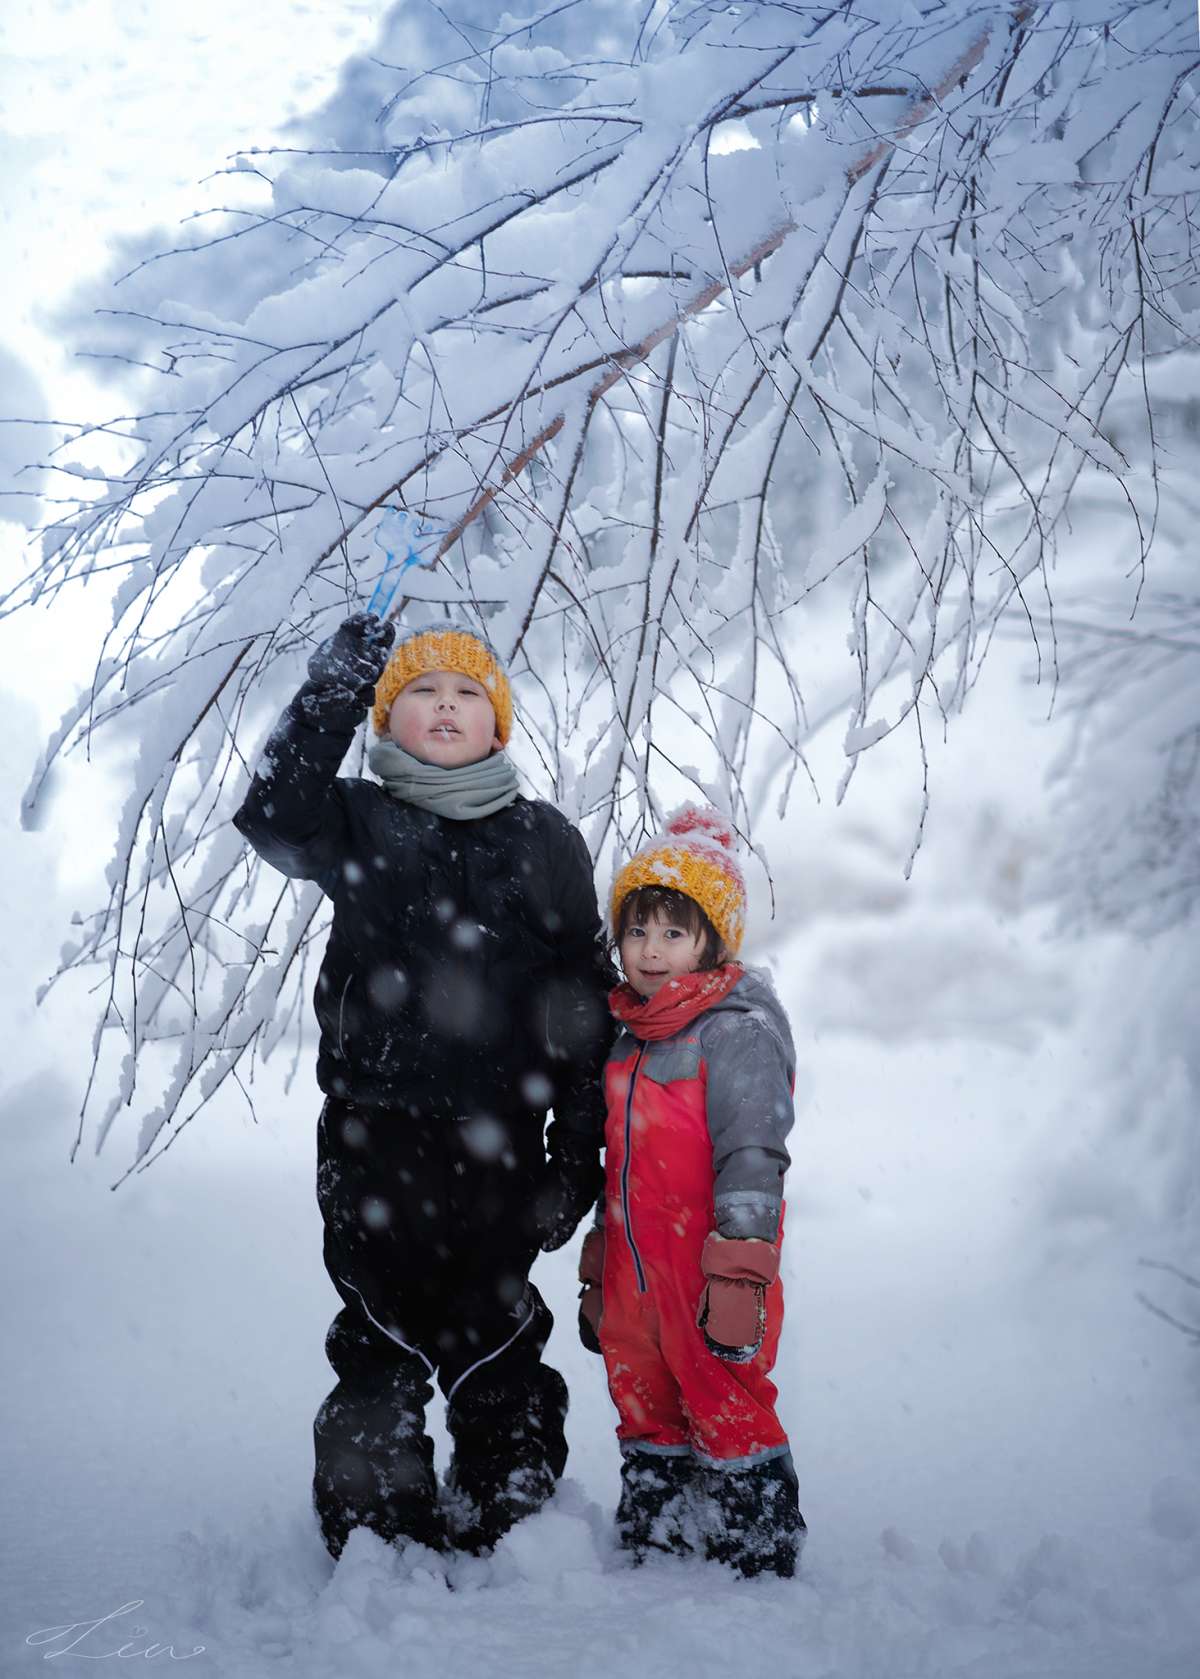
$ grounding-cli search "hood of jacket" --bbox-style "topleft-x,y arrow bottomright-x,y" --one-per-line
692,965 -> 795,1061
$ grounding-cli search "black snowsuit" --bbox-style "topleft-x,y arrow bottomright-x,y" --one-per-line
233,674 -> 614,1557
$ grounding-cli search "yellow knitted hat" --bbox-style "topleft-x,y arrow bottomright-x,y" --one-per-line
610,804 -> 747,956
371,625 -> 513,744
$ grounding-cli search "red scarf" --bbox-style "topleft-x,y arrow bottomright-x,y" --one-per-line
609,963 -> 745,1041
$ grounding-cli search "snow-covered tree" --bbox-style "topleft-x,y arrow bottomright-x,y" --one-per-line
5,0 -> 1197,1173
1036,364 -> 1200,938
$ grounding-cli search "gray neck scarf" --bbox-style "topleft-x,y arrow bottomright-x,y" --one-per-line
368,738 -> 520,820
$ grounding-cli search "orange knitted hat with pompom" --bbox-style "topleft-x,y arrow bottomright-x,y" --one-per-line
610,804 -> 747,956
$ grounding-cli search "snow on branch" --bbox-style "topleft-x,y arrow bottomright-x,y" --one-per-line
7,0 -> 1199,1170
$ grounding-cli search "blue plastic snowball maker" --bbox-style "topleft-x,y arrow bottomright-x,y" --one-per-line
366,509 -> 442,619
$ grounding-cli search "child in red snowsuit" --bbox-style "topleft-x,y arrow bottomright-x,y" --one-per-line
578,805 -> 806,1578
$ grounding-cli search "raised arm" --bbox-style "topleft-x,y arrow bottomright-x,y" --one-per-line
233,613 -> 394,883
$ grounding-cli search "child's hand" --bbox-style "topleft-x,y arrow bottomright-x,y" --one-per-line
306,612 -> 396,697
696,1232 -> 779,1364
577,1227 -> 605,1355
533,1145 -> 601,1254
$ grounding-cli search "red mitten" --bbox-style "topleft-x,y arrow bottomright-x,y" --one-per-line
578,1227 -> 605,1354
697,1232 -> 780,1363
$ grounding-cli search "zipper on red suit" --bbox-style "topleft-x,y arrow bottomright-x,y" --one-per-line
620,1041 -> 649,1293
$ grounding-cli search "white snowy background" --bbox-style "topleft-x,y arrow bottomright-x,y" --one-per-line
2,5 -> 1198,1676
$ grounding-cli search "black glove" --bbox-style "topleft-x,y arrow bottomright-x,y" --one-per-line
306,612 -> 395,701
533,1146 -> 602,1254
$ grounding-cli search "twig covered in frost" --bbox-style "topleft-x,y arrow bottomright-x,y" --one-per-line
1137,1259 -> 1200,1347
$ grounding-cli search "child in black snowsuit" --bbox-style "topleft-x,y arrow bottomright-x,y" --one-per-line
234,614 -> 614,1559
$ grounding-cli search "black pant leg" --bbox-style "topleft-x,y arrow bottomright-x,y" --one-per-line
435,1114 -> 569,1552
313,1306 -> 441,1558
442,1287 -> 568,1552
314,1100 -> 443,1558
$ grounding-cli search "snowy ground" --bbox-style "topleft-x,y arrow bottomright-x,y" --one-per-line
3,638 -> 1198,1678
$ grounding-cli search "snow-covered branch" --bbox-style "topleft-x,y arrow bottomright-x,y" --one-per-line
8,0 -> 1198,1167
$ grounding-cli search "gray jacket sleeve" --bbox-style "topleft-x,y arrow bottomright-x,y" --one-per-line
703,1010 -> 795,1241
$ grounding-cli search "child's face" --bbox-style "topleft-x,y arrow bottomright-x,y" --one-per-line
619,909 -> 710,999
387,669 -> 501,767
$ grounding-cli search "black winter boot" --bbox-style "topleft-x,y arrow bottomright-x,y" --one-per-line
700,1451 -> 806,1579
615,1450 -> 697,1562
